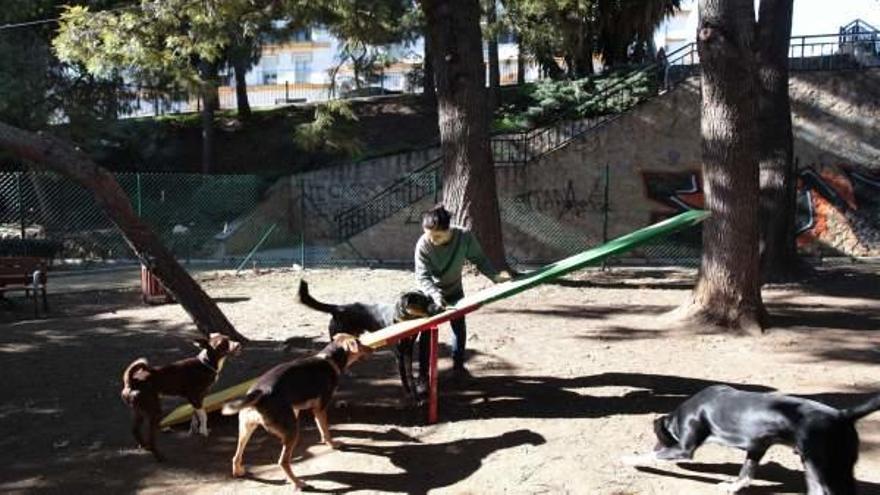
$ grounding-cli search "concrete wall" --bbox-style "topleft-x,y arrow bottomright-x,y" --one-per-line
229,69 -> 880,261
218,146 -> 440,255
350,69 -> 880,261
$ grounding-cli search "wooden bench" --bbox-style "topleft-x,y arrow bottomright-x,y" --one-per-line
273,97 -> 307,105
0,257 -> 49,317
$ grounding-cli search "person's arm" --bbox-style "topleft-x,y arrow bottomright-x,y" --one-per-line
414,239 -> 444,305
464,231 -> 502,281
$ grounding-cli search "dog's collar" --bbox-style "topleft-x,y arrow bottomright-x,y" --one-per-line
316,352 -> 343,376
197,351 -> 219,374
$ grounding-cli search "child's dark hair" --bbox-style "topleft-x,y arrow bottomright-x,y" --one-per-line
422,204 -> 451,230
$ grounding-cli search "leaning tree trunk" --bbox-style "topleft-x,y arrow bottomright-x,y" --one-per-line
420,0 -> 508,270
0,120 -> 247,342
486,0 -> 501,111
675,0 -> 766,333
232,50 -> 253,119
756,0 -> 801,282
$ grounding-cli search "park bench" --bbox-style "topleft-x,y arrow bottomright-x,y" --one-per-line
0,256 -> 49,317
273,97 -> 307,105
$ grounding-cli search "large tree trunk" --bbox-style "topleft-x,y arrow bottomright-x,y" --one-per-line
515,33 -> 526,85
0,121 -> 247,342
420,0 -> 508,271
423,28 -> 436,103
198,60 -> 218,174
486,0 -> 501,111
572,21 -> 594,78
675,0 -> 766,333
756,0 -> 801,282
232,50 -> 252,119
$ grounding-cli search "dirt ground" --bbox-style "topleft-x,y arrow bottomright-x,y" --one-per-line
1,263 -> 879,494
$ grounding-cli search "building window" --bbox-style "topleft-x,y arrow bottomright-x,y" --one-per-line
261,55 -> 278,85
293,28 -> 312,42
294,56 -> 312,83
498,30 -> 516,44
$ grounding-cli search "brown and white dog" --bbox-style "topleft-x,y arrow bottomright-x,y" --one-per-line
222,333 -> 371,490
121,332 -> 242,461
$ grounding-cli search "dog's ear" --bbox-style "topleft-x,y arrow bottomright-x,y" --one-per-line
653,415 -> 676,447
427,301 -> 444,315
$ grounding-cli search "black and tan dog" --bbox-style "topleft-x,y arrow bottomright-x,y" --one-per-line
624,384 -> 880,494
222,333 -> 371,489
121,333 -> 242,461
298,280 -> 441,401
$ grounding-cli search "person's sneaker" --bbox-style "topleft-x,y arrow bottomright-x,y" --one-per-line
449,365 -> 473,385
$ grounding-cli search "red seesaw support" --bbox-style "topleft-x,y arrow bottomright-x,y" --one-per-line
359,307 -> 479,424
427,325 -> 439,424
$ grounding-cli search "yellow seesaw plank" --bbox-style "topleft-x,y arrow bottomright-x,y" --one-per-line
160,378 -> 257,428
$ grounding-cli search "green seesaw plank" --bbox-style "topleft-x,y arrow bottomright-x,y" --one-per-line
160,378 -> 257,428
361,209 -> 708,348
161,209 -> 708,427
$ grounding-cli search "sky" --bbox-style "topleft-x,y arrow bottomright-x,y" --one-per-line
656,0 -> 880,50
790,0 -> 880,35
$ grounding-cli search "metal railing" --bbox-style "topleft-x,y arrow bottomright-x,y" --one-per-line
788,31 -> 880,71
492,42 -> 700,167
333,156 -> 443,239
329,27 -> 880,242
331,42 -> 704,240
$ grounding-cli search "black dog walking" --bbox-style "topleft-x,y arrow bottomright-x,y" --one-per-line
625,384 -> 880,494
298,280 -> 441,401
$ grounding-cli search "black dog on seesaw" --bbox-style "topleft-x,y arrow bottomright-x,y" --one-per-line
120,333 -> 242,461
298,280 -> 442,402
222,333 -> 371,490
624,384 -> 880,494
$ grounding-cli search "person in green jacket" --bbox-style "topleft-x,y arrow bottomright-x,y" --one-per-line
414,205 -> 510,385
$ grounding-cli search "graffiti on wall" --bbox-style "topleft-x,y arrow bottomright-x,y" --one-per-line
641,170 -> 705,248
640,165 -> 880,256
511,178 -> 604,220
797,166 -> 880,255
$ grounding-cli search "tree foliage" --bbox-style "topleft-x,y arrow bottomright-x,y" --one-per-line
501,0 -> 680,78
323,0 -> 422,92
294,99 -> 363,156
0,1 -> 129,132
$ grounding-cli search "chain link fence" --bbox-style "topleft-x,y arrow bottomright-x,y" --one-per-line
0,171 -> 270,268
0,169 -> 702,272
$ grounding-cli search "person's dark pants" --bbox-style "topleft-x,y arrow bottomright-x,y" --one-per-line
418,292 -> 466,381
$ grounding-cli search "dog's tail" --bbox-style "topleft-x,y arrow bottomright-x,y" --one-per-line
222,389 -> 264,415
121,358 -> 150,405
841,393 -> 880,422
298,280 -> 339,314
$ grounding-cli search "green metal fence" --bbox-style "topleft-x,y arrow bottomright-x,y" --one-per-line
0,171 -> 270,266
0,170 -> 701,271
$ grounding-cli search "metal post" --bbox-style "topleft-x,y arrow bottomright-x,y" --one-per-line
285,81 -> 290,102
603,163 -> 610,244
136,173 -> 142,217
235,224 -> 278,273
300,178 -> 306,269
17,172 -> 25,239
601,164 -> 610,271
427,325 -> 440,424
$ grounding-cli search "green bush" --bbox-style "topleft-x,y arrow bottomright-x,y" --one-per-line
294,100 -> 363,157
494,70 -> 656,130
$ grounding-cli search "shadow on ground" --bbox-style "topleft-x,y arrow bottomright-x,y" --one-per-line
638,460 -> 880,495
